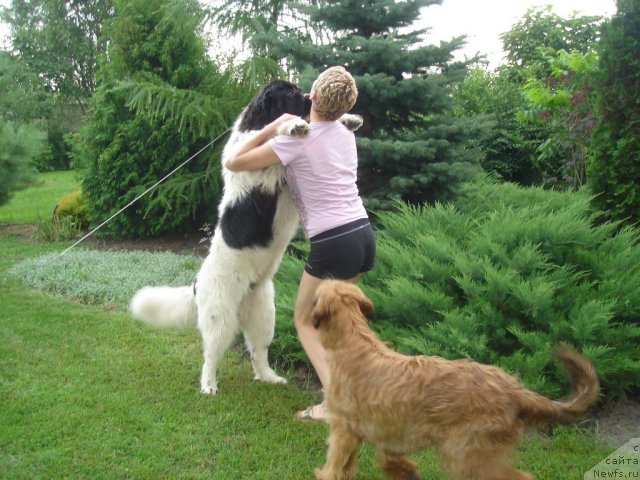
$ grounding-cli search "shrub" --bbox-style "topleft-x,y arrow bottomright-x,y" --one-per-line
452,67 -> 543,186
54,189 -> 89,228
0,120 -> 44,205
357,180 -> 640,398
275,180 -> 640,398
9,249 -> 201,309
34,217 -> 81,242
34,124 -> 74,172
589,0 -> 640,225
72,0 -> 251,238
518,50 -> 598,191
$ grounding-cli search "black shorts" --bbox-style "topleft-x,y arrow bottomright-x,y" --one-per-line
305,218 -> 376,279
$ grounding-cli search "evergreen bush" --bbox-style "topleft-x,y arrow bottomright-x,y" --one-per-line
55,189 -> 89,228
589,0 -> 640,225
359,180 -> 640,398
34,123 -> 74,172
72,0 -> 250,238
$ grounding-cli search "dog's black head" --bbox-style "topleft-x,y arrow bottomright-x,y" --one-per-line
239,80 -> 312,132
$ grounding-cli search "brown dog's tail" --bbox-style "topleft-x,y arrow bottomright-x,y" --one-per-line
517,349 -> 599,425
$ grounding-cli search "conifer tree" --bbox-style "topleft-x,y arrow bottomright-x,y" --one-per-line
73,0 -> 248,237
267,0 -> 489,208
589,0 -> 640,225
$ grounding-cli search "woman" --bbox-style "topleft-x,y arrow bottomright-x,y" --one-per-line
225,66 -> 375,421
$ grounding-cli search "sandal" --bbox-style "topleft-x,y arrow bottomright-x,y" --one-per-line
296,402 -> 327,422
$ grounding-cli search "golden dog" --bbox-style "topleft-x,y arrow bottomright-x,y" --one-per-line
311,280 -> 599,480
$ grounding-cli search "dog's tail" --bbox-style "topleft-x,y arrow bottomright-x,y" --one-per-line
517,349 -> 599,425
129,285 -> 198,328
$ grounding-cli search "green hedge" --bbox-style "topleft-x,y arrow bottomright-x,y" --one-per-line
365,181 -> 639,398
589,0 -> 640,226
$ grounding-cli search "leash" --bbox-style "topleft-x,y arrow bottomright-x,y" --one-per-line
60,128 -> 231,257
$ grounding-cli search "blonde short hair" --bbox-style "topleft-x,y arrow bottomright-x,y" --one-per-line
311,66 -> 358,121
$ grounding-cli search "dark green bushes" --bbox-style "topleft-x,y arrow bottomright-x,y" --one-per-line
274,181 -> 640,399
589,0 -> 640,225
73,0 -> 250,238
0,121 -> 44,205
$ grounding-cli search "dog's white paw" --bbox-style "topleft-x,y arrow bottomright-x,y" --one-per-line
200,384 -> 218,395
278,118 -> 309,137
255,370 -> 288,384
271,375 -> 288,385
339,114 -> 363,131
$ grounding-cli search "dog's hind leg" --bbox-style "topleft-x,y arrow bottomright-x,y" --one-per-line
196,288 -> 241,395
238,280 -> 286,384
438,430 -> 534,480
375,451 -> 420,480
314,421 -> 359,480
452,460 -> 535,480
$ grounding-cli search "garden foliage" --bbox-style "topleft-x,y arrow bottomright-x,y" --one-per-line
0,52 -> 47,204
464,6 -> 606,192
519,50 -> 599,191
589,0 -> 640,226
452,68 -> 543,186
72,0 -> 251,237
0,121 -> 44,205
367,181 -> 639,397
1,2 -> 112,171
55,189 -> 89,228
500,6 -> 603,79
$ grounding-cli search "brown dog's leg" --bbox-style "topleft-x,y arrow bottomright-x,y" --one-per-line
376,450 -> 420,480
314,423 -> 360,480
438,432 -> 534,480
463,462 -> 535,480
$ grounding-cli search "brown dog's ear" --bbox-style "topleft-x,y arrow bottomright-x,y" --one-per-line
354,288 -> 374,317
311,292 -> 332,329
338,282 -> 374,317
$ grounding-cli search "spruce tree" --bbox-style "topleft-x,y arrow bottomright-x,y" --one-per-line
267,0 -> 489,209
589,0 -> 640,225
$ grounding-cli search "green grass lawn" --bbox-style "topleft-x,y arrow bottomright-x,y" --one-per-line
0,170 -> 79,224
0,172 -> 614,479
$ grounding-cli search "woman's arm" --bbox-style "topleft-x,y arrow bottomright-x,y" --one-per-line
225,113 -> 298,172
225,143 -> 280,172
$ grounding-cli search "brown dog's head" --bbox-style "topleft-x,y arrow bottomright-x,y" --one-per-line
312,281 -> 373,331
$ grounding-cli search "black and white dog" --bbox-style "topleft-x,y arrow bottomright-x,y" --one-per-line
130,80 -> 361,394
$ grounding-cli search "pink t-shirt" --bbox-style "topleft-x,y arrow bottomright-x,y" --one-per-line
268,121 -> 368,238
